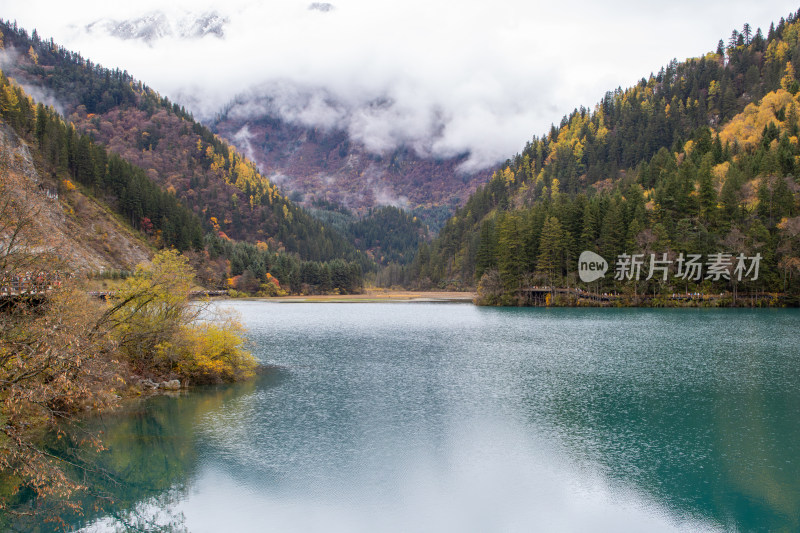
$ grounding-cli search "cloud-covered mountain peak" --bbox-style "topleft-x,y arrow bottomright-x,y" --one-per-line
86,10 -> 228,44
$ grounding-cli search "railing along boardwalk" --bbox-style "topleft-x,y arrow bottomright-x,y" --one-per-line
0,271 -> 69,296
520,286 -> 782,306
521,287 -> 614,304
88,289 -> 230,300
1,272 -> 228,306
0,271 -> 70,307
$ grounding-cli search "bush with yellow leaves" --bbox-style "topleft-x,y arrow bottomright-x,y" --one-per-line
109,250 -> 258,384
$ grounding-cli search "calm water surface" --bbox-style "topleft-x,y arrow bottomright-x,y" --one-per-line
69,303 -> 799,532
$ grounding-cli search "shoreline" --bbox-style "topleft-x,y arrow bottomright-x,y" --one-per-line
214,290 -> 796,307
228,290 -> 476,303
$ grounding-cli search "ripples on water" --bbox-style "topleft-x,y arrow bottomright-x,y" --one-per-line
75,303 -> 800,532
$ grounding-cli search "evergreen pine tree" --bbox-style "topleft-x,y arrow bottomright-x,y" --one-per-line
698,153 -> 718,225
536,216 -> 565,286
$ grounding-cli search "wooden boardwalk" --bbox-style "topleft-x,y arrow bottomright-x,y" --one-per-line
520,287 -> 614,305
1,272 -> 228,306
0,271 -> 69,300
520,287 -> 782,306
88,289 -> 230,300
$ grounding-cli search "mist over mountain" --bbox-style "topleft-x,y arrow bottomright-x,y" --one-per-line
211,83 -> 493,229
6,0 -> 791,181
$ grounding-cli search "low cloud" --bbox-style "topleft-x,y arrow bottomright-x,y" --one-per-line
4,0 -> 798,171
373,187 -> 409,209
232,124 -> 258,165
0,48 -> 67,116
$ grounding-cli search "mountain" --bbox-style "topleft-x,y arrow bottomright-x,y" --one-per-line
410,11 -> 800,305
212,96 -> 493,230
0,58 -> 374,295
0,19 -> 364,265
308,3 -> 335,12
43,6 -> 497,227
0,21 -> 444,294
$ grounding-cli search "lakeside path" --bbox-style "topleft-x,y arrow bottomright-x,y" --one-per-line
241,290 -> 476,303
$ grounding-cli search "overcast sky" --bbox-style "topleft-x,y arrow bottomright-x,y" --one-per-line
1,0 -> 798,170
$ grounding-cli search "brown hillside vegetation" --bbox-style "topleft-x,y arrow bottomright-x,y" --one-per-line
0,24 -> 360,262
212,115 -> 493,227
0,121 -> 151,272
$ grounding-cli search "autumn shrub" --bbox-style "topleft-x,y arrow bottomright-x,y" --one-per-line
258,273 -> 287,297
0,250 -> 256,519
178,317 -> 257,384
109,250 -> 258,383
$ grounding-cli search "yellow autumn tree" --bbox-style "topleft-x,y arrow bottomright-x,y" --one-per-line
781,62 -> 796,92
1,84 -> 18,116
108,250 -> 257,383
718,89 -> 797,150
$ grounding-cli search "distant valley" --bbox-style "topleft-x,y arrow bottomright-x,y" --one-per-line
212,105 -> 492,230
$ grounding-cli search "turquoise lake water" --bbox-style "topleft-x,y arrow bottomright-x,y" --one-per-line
59,303 -> 800,532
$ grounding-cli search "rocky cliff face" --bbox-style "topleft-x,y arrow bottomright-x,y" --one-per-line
0,122 -> 151,272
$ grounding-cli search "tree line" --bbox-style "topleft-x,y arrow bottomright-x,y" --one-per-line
201,234 -> 363,295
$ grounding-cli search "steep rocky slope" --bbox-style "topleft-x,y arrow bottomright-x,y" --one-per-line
0,122 -> 151,272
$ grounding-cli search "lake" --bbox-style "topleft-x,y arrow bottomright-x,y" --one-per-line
61,303 -> 800,532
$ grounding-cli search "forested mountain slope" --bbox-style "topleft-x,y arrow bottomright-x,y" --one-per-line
411,12 -> 800,305
0,20 -> 359,263
0,32 -> 372,295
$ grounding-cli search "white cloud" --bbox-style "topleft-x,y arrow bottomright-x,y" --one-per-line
2,0 -> 798,170
232,124 -> 258,163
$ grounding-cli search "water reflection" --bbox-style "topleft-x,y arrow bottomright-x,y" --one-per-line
510,308 -> 800,532
14,376 -> 266,532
